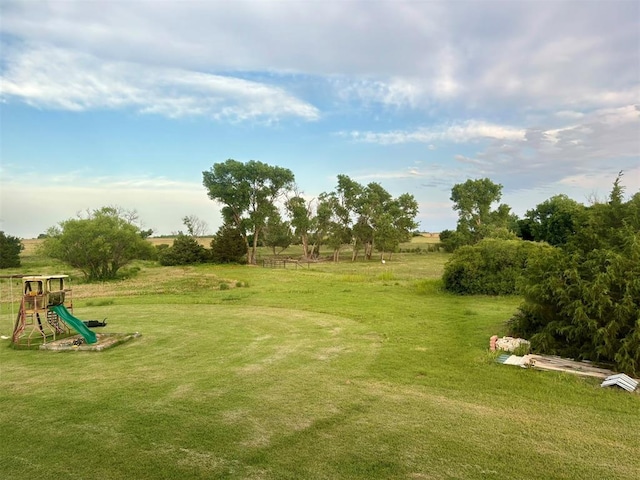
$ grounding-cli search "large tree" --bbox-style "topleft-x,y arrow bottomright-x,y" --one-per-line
202,159 -> 295,264
443,178 -> 512,250
352,181 -> 391,260
373,193 -> 419,260
262,212 -> 293,256
42,207 -> 155,280
285,195 -> 316,259
0,231 -> 23,268
522,194 -> 586,246
313,190 -> 352,262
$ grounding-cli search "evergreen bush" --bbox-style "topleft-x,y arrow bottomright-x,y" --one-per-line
0,231 -> 23,268
158,234 -> 209,266
210,224 -> 246,264
509,177 -> 640,375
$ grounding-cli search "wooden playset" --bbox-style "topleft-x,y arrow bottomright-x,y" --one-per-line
11,275 -> 97,347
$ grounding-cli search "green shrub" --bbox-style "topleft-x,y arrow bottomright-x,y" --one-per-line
117,265 -> 142,280
439,229 -> 468,252
40,207 -> 156,281
442,238 -> 551,295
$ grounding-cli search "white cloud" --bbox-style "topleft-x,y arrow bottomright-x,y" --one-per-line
0,44 -> 320,122
346,120 -> 525,145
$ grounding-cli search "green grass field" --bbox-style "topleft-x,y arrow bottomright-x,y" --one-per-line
0,244 -> 638,479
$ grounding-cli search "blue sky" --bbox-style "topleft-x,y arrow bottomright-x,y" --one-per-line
1,0 -> 639,238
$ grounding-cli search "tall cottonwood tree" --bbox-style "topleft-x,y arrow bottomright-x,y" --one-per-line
202,159 -> 295,264
451,178 -> 510,240
285,195 -> 316,259
441,178 -> 512,251
374,193 -> 419,260
313,190 -> 352,262
262,212 -> 293,255
351,181 -> 390,260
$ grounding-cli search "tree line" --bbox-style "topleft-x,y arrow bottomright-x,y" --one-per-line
202,159 -> 419,265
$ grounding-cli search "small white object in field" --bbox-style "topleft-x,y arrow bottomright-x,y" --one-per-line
1,335 -> 9,340
381,260 -> 386,264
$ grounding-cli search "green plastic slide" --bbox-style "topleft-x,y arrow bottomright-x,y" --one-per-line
50,305 -> 98,344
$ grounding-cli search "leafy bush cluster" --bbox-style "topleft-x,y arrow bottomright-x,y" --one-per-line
398,244 -> 442,254
41,207 -> 155,281
443,239 -> 551,295
516,194 -> 586,246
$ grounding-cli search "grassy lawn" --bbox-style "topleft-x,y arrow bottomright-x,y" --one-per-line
0,246 -> 638,479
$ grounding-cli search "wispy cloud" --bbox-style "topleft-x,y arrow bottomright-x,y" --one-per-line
354,168 -> 428,181
344,121 -> 526,145
352,163 -> 475,191
0,44 -> 320,122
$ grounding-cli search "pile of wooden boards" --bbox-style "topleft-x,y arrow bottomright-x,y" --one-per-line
496,353 -> 639,392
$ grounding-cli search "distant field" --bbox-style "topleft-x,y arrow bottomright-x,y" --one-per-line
23,233 -> 440,253
147,236 -> 215,248
19,238 -> 42,256
20,236 -> 216,254
1,237 -> 638,480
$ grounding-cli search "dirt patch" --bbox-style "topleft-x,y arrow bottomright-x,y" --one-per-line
39,332 -> 141,351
